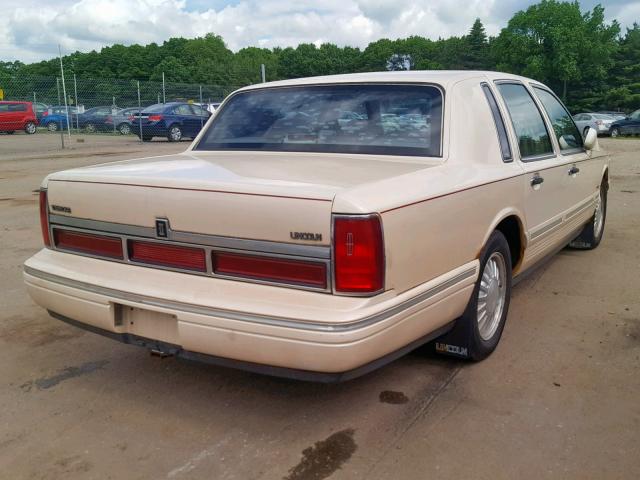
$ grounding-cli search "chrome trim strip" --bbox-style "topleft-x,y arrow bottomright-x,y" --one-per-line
530,217 -> 563,241
49,215 -> 330,259
564,196 -> 595,222
24,265 -> 476,333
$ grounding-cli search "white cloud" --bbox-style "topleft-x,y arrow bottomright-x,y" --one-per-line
1,0 -> 637,63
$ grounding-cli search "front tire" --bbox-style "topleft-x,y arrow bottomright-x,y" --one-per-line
24,122 -> 37,134
610,127 -> 620,138
467,231 -> 512,360
167,124 -> 182,142
569,181 -> 607,249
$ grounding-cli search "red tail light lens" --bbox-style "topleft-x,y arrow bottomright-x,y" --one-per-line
39,190 -> 51,247
213,251 -> 327,288
42,111 -> 49,117
128,240 -> 206,272
333,215 -> 384,294
54,229 -> 123,259
127,115 -> 134,121
148,115 -> 163,122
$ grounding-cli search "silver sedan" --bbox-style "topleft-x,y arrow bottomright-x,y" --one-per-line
572,113 -> 615,137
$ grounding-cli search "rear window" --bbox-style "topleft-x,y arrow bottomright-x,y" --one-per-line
195,84 -> 443,157
142,104 -> 166,114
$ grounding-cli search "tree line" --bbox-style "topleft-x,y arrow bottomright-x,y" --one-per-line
1,0 -> 638,112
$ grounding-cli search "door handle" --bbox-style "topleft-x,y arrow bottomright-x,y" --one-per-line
530,175 -> 544,187
568,166 -> 580,175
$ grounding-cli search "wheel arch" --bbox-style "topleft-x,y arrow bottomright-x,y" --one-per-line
480,209 -> 527,273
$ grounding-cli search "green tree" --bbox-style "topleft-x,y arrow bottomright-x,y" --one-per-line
462,19 -> 490,70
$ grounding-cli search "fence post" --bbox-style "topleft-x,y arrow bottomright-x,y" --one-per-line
73,74 -> 79,130
56,78 -> 64,149
261,64 -> 266,83
162,72 -> 166,103
58,44 -> 71,140
199,85 -> 204,129
112,96 -> 117,135
137,81 -> 143,143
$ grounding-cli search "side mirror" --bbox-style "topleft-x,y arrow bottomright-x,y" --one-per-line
584,127 -> 597,150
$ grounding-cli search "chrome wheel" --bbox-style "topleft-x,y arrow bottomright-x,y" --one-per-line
169,126 -> 182,141
85,123 -> 96,133
25,122 -> 36,134
118,123 -> 131,135
47,122 -> 58,132
611,128 -> 619,138
594,190 -> 604,238
477,252 -> 507,341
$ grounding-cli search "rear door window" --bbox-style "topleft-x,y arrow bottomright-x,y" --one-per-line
481,83 -> 512,162
533,87 -> 583,152
496,83 -> 554,160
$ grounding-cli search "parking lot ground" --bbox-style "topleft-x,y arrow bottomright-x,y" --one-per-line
0,137 -> 639,479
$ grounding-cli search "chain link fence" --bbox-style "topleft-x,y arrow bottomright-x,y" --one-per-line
0,73 -> 246,146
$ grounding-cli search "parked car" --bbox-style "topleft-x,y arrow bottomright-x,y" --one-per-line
0,101 -> 38,134
572,112 -> 615,136
25,71 -> 609,381
76,106 -> 118,133
105,107 -> 141,135
41,106 -> 81,132
609,109 -> 640,137
33,102 -> 50,122
130,102 -> 210,141
597,111 -> 627,120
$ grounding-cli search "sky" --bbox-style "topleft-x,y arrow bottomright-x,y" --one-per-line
1,0 -> 638,63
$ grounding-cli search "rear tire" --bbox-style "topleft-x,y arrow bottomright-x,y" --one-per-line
610,127 -> 620,138
569,181 -> 607,249
24,122 -> 37,134
118,123 -> 131,135
465,231 -> 512,360
167,124 -> 182,142
47,122 -> 58,132
85,122 -> 96,133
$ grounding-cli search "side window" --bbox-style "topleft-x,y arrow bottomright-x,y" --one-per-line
0,104 -> 8,112
533,87 -> 583,151
481,83 -> 512,162
496,83 -> 554,160
9,103 -> 27,112
173,104 -> 192,115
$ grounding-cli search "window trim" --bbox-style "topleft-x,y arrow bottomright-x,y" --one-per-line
480,82 -> 512,162
192,82 -> 446,159
494,80 -> 556,162
531,84 -> 585,156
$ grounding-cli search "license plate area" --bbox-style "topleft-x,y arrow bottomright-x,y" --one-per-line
121,305 -> 179,345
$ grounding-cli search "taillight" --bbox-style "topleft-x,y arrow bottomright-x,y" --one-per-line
127,115 -> 134,121
53,229 -> 123,259
128,240 -> 206,272
39,190 -> 51,247
148,115 -> 163,122
212,251 -> 327,289
333,215 -> 384,294
42,111 -> 49,117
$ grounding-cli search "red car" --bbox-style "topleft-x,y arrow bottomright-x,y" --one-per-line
0,101 -> 38,134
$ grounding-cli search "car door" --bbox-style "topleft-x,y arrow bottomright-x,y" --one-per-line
531,86 -> 599,233
495,81 -> 568,265
189,104 -> 210,135
170,104 -> 193,135
628,110 -> 640,134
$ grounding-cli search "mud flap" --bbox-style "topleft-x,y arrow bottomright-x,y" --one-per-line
430,317 -> 473,359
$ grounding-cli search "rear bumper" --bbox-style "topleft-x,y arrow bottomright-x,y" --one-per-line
130,123 -> 167,137
24,249 -> 477,379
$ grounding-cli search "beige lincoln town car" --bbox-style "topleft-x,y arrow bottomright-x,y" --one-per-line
24,71 -> 608,381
